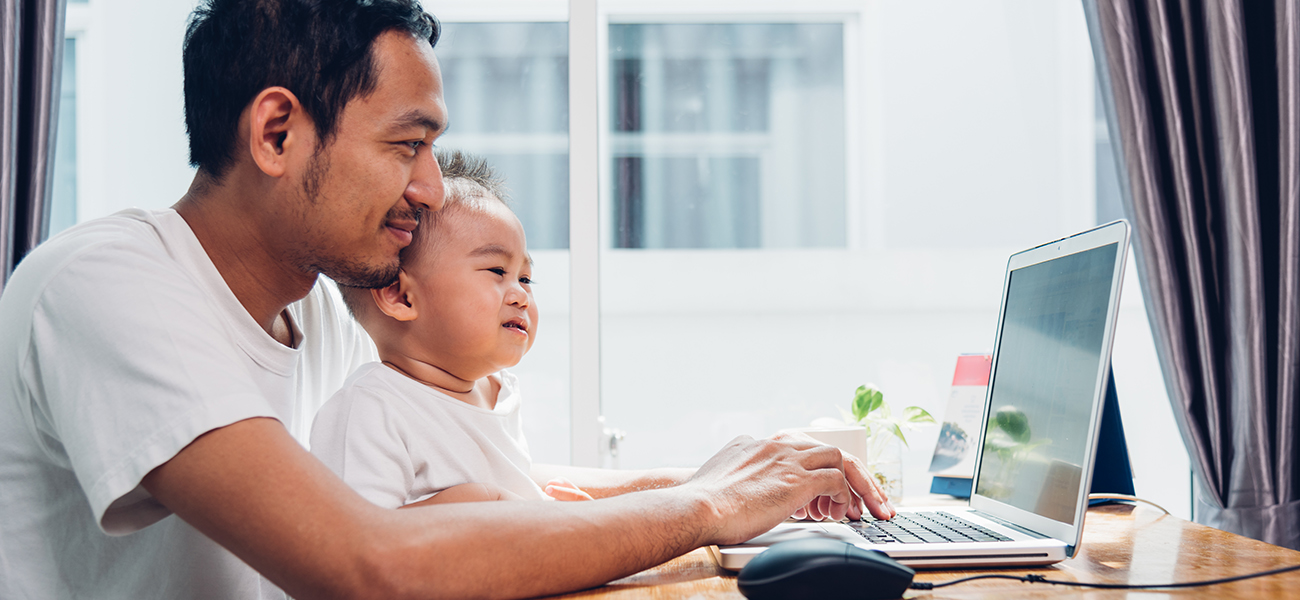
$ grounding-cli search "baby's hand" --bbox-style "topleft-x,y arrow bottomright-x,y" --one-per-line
543,477 -> 593,501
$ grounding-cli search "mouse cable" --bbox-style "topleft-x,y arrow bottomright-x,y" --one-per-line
1086,493 -> 1171,514
909,562 -> 1300,591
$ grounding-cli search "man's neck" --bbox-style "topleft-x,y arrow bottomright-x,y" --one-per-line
174,172 -> 318,343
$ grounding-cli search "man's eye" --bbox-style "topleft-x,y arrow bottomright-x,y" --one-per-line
408,140 -> 424,151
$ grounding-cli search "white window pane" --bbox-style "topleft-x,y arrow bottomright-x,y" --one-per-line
609,23 -> 846,249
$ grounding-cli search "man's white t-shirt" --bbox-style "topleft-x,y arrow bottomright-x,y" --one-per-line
311,363 -> 547,508
0,208 -> 376,599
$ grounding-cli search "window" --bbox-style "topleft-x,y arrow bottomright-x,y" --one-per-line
609,23 -> 846,249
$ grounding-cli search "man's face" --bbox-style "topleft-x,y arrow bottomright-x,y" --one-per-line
405,200 -> 538,380
285,30 -> 449,288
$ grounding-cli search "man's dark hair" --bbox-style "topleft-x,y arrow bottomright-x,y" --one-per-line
183,0 -> 440,179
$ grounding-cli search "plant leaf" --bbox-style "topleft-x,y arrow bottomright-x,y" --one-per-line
867,387 -> 884,414
852,386 -> 871,422
876,402 -> 892,420
903,406 -> 936,424
853,384 -> 883,419
886,421 -> 908,447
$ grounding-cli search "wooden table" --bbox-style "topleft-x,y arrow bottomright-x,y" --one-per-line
545,504 -> 1300,599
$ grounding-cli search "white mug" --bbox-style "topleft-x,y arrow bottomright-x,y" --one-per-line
793,425 -> 869,463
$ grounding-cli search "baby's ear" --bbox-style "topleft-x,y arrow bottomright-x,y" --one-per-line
371,271 -> 419,322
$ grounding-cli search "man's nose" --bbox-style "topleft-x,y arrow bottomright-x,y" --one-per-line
405,148 -> 445,212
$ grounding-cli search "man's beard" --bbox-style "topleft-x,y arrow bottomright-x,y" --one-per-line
290,150 -> 420,289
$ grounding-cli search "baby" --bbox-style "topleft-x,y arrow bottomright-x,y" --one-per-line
311,149 -> 590,507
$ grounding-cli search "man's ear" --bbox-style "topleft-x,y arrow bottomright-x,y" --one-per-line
372,271 -> 420,322
246,86 -> 310,178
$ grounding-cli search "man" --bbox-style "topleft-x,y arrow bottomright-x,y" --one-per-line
0,0 -> 894,598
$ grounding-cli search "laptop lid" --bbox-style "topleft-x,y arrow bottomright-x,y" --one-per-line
966,219 -> 1130,557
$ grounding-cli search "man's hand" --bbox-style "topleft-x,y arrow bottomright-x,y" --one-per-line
543,477 -> 594,501
678,432 -> 896,547
780,431 -> 897,522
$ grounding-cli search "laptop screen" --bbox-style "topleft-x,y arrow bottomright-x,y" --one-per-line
972,242 -> 1119,525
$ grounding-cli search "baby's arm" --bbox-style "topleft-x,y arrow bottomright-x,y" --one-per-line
531,464 -> 696,499
401,482 -> 525,509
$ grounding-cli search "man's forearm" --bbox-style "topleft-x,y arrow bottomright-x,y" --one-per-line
147,420 -> 870,600
367,488 -> 716,599
145,418 -> 723,600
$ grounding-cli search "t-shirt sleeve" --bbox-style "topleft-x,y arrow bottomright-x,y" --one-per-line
26,240 -> 280,535
310,380 -> 415,510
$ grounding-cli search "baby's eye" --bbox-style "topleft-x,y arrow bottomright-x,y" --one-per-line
519,276 -> 534,285
487,267 -> 506,276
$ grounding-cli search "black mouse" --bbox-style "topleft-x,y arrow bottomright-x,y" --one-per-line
737,538 -> 915,600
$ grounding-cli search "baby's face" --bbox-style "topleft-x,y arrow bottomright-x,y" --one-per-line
404,200 -> 537,379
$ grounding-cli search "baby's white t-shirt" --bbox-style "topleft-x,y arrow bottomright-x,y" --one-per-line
311,362 -> 548,507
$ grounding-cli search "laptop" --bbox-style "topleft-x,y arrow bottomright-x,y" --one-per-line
709,220 -> 1131,570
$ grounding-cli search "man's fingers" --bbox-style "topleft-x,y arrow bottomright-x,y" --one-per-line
818,496 -> 834,520
795,442 -> 890,521
840,451 -> 895,519
787,442 -> 862,521
845,489 -> 865,521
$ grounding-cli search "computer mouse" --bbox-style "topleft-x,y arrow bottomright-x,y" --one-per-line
737,538 -> 915,600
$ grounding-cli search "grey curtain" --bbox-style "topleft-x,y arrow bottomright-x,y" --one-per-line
1,0 -> 65,293
1085,0 -> 1300,550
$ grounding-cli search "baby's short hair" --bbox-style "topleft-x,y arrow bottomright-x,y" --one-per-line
337,149 -> 510,320
404,149 -> 511,260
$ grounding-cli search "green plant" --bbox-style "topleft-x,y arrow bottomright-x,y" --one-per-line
841,384 -> 935,494
846,384 -> 936,448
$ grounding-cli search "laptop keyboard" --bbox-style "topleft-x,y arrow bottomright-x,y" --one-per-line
848,511 -> 1013,544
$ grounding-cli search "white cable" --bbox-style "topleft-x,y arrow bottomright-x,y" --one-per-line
1088,493 -> 1171,515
